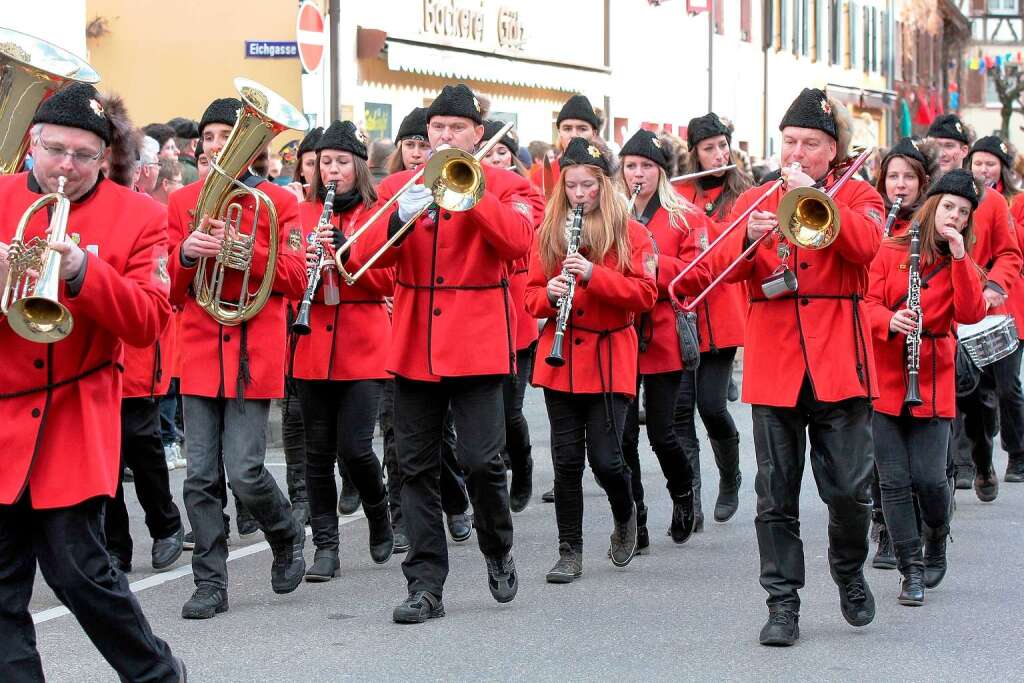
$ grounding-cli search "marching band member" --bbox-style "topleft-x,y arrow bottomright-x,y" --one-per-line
349,84 -> 534,623
526,136 -> 660,581
167,97 -> 309,619
292,120 -> 395,581
686,89 -> 884,646
378,106 -> 473,551
529,94 -> 601,197
865,170 -> 987,607
671,113 -> 749,529
287,125 -> 323,201
0,83 -> 184,681
617,129 -> 699,552
926,115 -> 1023,500
967,135 -> 1024,486
480,118 -> 546,512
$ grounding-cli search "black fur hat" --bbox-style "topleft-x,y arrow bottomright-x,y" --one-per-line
100,92 -> 137,188
927,168 -> 980,209
687,112 -> 731,150
297,126 -> 324,156
32,82 -> 113,144
779,88 -> 837,141
199,98 -> 241,137
426,84 -> 483,124
560,136 -> 609,175
557,94 -> 600,130
969,135 -> 1013,169
396,107 -> 428,142
927,114 -> 969,145
884,136 -> 927,168
316,120 -> 368,160
619,129 -> 670,172
482,120 -> 519,156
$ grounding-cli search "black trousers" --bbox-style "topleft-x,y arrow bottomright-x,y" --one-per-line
956,345 -> 1024,471
281,377 -> 308,504
544,389 -> 634,550
502,344 -> 536,474
0,494 -> 178,682
873,413 -> 950,547
296,379 -> 386,526
622,371 -> 695,505
751,378 -> 873,609
105,398 -> 182,563
394,375 -> 513,597
380,380 -> 469,532
675,348 -> 740,442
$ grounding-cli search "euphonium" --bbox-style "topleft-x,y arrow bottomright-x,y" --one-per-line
2,176 -> 73,342
0,26 -> 100,174
191,78 -> 308,324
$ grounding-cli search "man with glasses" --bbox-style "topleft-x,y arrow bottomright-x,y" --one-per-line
0,82 -> 185,681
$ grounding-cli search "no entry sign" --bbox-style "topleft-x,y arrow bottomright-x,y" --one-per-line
296,2 -> 325,74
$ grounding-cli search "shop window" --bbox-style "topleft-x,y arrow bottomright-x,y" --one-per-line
989,0 -> 1019,16
829,0 -> 841,65
364,102 -> 392,141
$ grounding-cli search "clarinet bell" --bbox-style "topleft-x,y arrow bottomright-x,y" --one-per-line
291,301 -> 313,336
546,333 -> 566,367
904,379 -> 923,407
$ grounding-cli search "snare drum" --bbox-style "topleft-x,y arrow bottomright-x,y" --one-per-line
956,315 -> 1020,368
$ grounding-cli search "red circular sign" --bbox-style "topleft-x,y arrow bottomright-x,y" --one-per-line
296,2 -> 325,74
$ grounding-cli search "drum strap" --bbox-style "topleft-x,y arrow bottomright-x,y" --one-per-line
892,262 -> 948,310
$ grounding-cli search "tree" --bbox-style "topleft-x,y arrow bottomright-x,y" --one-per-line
988,62 -> 1024,139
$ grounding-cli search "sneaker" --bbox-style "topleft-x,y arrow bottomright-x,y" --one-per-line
392,591 -> 444,624
172,442 -> 187,469
541,485 -> 555,503
181,586 -> 228,619
953,466 -> 974,490
236,509 -> 259,537
163,445 -> 176,471
446,513 -> 472,542
182,530 -> 195,551
609,505 -> 638,567
669,491 -> 696,544
836,574 -> 875,627
1006,454 -> 1024,483
759,609 -> 799,646
123,467 -> 134,483
484,553 -> 518,603
975,466 -> 999,502
545,543 -> 583,583
269,523 -> 306,594
393,530 -> 411,554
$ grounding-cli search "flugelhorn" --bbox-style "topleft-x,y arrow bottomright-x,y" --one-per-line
333,121 -> 515,285
2,176 -> 73,342
0,26 -> 100,175
191,78 -> 308,325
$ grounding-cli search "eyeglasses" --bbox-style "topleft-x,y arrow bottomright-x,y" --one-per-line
36,138 -> 103,165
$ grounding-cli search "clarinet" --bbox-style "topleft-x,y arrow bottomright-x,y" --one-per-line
626,183 -> 642,215
904,219 -> 923,407
883,196 -> 903,238
291,182 -> 336,336
545,204 -> 585,367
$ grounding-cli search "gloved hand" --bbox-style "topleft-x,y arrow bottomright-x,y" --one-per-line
397,184 -> 434,222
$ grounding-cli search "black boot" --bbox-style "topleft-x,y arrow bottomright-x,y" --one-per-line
541,485 -> 555,503
285,461 -> 310,527
711,435 -> 741,523
684,446 -> 704,533
922,524 -> 949,589
1006,453 -> 1024,483
365,497 -> 394,564
635,503 -> 650,555
669,490 -> 696,544
392,525 -> 411,554
338,470 -> 361,515
235,499 -> 259,537
893,539 -> 925,606
953,464 -> 974,490
545,542 -> 583,583
974,466 -> 999,502
871,521 -> 896,570
305,514 -> 340,582
509,451 -> 533,513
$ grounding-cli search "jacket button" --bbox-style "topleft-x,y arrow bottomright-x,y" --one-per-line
433,308 -> 441,316
574,338 -> 582,345
800,298 -> 809,306
34,359 -> 44,369
922,283 -> 929,290
223,334 -> 231,342
326,325 -> 333,332
799,262 -> 809,270
576,309 -> 584,316
443,212 -> 452,220
436,276 -> 444,284
31,408 -> 41,418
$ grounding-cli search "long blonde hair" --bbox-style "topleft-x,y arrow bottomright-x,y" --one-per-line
538,165 -> 633,276
619,167 -> 697,233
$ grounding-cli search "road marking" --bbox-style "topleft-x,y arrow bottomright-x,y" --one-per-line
32,513 -> 366,625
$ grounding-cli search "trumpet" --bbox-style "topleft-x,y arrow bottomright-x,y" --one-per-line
2,176 -> 74,342
291,182 -> 337,336
191,78 -> 308,325
333,121 -> 516,285
668,148 -> 874,313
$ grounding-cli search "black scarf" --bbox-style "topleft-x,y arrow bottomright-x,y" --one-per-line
697,173 -> 726,191
317,183 -> 362,213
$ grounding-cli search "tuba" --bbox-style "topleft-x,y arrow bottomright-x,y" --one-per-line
0,26 -> 100,174
191,78 -> 308,324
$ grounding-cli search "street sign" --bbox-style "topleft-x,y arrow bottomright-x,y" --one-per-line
244,41 -> 298,59
296,2 -> 325,74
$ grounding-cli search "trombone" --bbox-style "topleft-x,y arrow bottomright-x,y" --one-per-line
333,121 -> 516,285
668,147 -> 874,313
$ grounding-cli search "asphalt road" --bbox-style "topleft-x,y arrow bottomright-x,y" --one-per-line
30,384 -> 1024,681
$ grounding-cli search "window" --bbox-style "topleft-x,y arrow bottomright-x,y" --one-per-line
814,0 -> 825,61
989,0 -> 1020,16
801,0 -> 810,56
863,5 -> 870,73
741,0 -> 753,41
829,0 -> 841,65
764,0 -> 776,50
871,7 -> 878,72
714,0 -> 725,35
792,0 -> 801,54
847,1 -> 857,70
781,0 -> 789,52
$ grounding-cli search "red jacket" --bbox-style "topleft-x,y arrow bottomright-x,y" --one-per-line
673,182 -> 746,352
348,165 -> 535,381
674,180 -> 731,223
709,175 -> 884,407
529,158 -> 560,197
989,188 -> 1024,339
971,187 -> 1022,319
290,200 -> 393,381
865,242 -> 987,418
526,220 -> 659,396
122,313 -> 175,399
0,174 -> 171,508
509,182 -> 546,350
166,178 -> 307,399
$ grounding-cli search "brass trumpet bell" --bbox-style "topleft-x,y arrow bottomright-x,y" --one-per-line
8,296 -> 72,343
776,186 -> 839,250
424,147 -> 485,212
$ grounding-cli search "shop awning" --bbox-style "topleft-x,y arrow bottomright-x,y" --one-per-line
384,38 -> 610,94
826,83 -> 898,111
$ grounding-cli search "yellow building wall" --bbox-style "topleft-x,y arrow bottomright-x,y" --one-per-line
84,0 -> 311,144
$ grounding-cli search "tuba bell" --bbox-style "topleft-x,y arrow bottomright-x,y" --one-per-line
191,78 -> 308,325
0,26 -> 100,175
